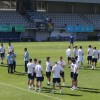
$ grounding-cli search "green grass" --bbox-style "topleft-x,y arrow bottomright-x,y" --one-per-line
0,41 -> 100,100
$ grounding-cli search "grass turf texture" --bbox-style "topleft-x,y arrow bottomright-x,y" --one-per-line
0,41 -> 100,100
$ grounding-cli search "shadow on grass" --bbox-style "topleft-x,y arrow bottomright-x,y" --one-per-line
78,87 -> 100,93
13,71 -> 27,76
42,87 -> 82,96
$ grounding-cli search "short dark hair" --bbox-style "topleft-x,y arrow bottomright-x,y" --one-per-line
60,56 -> 63,59
89,45 -> 91,48
24,48 -> 27,51
29,58 -> 32,62
34,58 -> 37,62
71,57 -> 75,63
80,46 -> 82,49
47,57 -> 50,60
38,60 -> 41,64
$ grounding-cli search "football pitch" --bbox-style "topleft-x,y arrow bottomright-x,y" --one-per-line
0,41 -> 100,100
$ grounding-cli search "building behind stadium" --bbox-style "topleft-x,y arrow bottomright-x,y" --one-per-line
0,0 -> 100,42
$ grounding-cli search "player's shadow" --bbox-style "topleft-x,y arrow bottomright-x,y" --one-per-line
54,93 -> 82,96
78,87 -> 100,93
13,72 -> 27,76
0,64 -> 8,67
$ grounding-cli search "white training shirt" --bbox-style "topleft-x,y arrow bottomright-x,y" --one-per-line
0,46 -> 5,53
93,50 -> 98,58
35,64 -> 43,77
24,51 -> 29,61
27,62 -> 34,74
66,48 -> 72,57
73,48 -> 78,57
78,49 -> 83,57
87,48 -> 93,56
52,64 -> 62,78
57,61 -> 65,72
70,63 -> 75,72
8,46 -> 14,52
46,61 -> 52,72
73,64 -> 78,74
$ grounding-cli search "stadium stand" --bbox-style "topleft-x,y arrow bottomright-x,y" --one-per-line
0,11 -> 33,28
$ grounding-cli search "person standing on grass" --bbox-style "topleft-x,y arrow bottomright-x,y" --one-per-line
70,57 -> 75,88
57,56 -> 66,86
7,51 -> 13,74
0,43 -> 5,64
8,42 -> 14,53
46,57 -> 52,86
91,47 -> 98,70
71,58 -> 79,90
73,46 -> 78,61
87,45 -> 93,67
32,58 -> 38,88
12,50 -> 16,72
51,62 -> 62,94
35,60 -> 44,92
27,58 -> 35,90
66,46 -> 72,67
77,46 -> 84,68
69,34 -> 74,47
24,48 -> 29,73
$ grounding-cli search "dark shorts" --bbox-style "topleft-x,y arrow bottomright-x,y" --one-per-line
75,56 -> 78,60
46,72 -> 51,78
92,58 -> 97,63
36,77 -> 44,82
28,73 -> 34,80
68,57 -> 72,60
73,73 -> 78,81
13,61 -> 16,67
60,71 -> 64,77
87,56 -> 92,61
70,72 -> 74,78
1,53 -> 4,58
52,78 -> 61,83
33,72 -> 36,78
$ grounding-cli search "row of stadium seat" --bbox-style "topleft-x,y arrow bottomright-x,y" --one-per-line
0,11 -> 34,28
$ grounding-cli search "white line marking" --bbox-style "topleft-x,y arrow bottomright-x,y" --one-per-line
0,82 -> 62,100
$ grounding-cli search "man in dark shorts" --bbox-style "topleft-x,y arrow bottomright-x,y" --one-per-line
87,45 -> 93,67
35,60 -> 44,92
51,62 -> 62,94
91,47 -> 98,70
27,58 -> 35,90
0,43 -> 5,64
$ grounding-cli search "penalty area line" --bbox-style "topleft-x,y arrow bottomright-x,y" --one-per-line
0,82 -> 62,100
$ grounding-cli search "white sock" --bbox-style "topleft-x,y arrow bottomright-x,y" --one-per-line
48,81 -> 50,84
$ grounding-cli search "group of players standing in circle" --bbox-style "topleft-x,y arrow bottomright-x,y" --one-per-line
0,42 -> 100,94
25,44 -> 100,93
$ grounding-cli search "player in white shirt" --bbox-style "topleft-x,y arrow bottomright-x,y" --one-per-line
91,47 -> 99,69
73,46 -> 78,60
57,56 -> 66,86
27,58 -> 35,90
87,45 -> 93,67
24,48 -> 29,73
66,46 -> 72,67
8,42 -> 14,53
32,58 -> 38,87
70,57 -> 75,88
35,60 -> 44,92
77,46 -> 84,68
52,62 -> 62,94
46,57 -> 52,86
71,58 -> 79,90
0,43 -> 5,64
